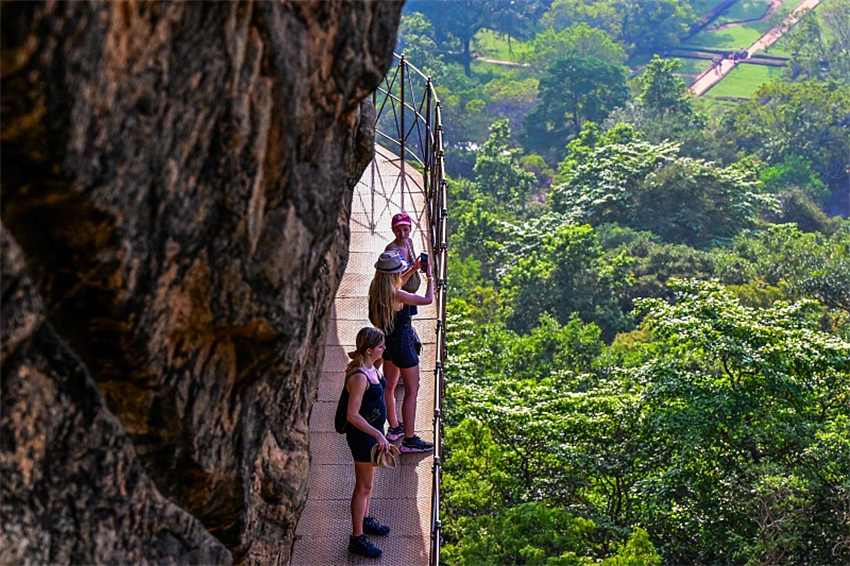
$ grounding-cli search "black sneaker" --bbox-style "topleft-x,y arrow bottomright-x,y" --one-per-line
386,424 -> 404,441
348,534 -> 382,558
401,435 -> 434,453
363,516 -> 391,536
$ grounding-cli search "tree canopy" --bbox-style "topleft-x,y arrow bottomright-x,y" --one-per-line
395,2 -> 850,562
524,56 -> 629,161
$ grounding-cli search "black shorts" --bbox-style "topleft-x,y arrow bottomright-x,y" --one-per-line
347,421 -> 385,463
383,326 -> 419,369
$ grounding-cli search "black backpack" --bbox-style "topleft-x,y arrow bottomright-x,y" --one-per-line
334,369 -> 365,433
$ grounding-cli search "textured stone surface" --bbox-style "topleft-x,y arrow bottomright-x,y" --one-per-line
0,0 -> 402,563
1,226 -> 232,565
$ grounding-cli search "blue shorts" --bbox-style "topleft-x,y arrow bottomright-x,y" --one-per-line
383,326 -> 419,369
347,420 -> 385,463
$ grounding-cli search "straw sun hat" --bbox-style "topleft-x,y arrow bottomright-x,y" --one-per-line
370,444 -> 401,468
374,251 -> 405,273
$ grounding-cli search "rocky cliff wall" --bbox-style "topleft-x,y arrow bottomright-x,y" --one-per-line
0,1 -> 403,563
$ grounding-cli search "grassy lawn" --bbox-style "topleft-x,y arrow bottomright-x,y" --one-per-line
705,62 -> 784,97
674,57 -> 714,76
684,0 -> 801,51
475,29 -> 533,62
685,23 -> 765,50
709,0 -> 775,29
699,97 -> 741,115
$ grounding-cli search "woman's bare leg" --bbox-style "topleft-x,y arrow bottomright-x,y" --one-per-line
383,359 -> 400,428
400,364 -> 420,438
351,462 -> 376,536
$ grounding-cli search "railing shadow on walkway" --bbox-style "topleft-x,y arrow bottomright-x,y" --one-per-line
290,53 -> 448,566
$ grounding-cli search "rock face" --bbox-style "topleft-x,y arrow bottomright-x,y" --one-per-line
1,227 -> 232,565
0,1 -> 403,563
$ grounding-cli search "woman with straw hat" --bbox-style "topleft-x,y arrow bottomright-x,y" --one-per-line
368,250 -> 434,453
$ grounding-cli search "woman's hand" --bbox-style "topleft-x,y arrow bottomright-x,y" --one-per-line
375,432 -> 391,452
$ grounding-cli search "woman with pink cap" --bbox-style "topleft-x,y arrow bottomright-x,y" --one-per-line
386,212 -> 421,298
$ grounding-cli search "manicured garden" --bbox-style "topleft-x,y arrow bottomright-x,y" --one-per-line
673,56 -> 714,76
705,61 -> 784,96
684,0 -> 797,51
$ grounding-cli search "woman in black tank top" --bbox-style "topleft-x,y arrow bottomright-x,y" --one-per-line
345,327 -> 392,558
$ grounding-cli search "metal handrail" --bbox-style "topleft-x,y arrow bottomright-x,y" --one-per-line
373,53 -> 448,566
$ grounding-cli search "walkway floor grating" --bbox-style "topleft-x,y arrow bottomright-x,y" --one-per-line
291,146 -> 435,566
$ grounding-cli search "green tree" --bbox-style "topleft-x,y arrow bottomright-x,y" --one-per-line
441,419 -> 602,566
540,0 -> 622,39
819,0 -> 850,82
451,200 -> 514,282
552,130 -> 778,248
714,223 -> 850,318
528,23 -> 627,70
783,8 -> 829,81
635,56 -> 694,118
482,74 -> 539,137
524,56 -> 630,161
634,279 -> 850,563
407,0 -> 494,76
500,222 -> 632,338
396,13 -> 445,79
617,0 -> 692,53
601,528 -> 661,566
759,154 -> 829,205
488,0 -> 548,55
596,224 -> 717,311
474,119 -> 538,212
723,78 -> 850,185
540,0 -> 693,54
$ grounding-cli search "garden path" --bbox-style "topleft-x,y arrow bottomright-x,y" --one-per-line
690,0 -> 823,96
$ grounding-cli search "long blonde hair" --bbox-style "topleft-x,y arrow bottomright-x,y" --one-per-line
369,270 -> 401,334
346,327 -> 385,374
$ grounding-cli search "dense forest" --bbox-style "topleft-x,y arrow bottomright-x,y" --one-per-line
396,0 -> 850,564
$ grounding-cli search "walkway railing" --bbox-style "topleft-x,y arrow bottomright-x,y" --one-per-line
374,54 -> 448,566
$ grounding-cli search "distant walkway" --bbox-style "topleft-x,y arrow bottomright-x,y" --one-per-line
690,0 -> 823,96
473,55 -> 529,67
291,145 -> 436,566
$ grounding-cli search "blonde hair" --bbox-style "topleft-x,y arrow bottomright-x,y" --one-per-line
369,270 -> 401,334
346,327 -> 385,374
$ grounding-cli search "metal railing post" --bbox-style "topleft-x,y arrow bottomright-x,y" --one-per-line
373,54 -> 447,566
399,55 -> 406,209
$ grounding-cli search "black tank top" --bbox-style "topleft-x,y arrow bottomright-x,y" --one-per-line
347,368 -> 387,426
369,300 -> 412,336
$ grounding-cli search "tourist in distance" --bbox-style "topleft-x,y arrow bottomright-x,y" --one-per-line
383,211 -> 422,405
369,250 -> 435,453
386,211 -> 422,301
345,326 -> 392,558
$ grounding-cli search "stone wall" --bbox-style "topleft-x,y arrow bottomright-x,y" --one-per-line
0,1 -> 403,563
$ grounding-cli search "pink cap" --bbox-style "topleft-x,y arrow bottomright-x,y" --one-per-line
391,212 -> 412,229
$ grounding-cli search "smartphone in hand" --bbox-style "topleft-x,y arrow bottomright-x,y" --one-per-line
419,252 -> 428,272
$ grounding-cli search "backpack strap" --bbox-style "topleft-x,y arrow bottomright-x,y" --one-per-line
391,241 -> 414,265
345,368 -> 370,390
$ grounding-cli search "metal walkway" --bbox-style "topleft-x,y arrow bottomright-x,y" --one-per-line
291,146 -> 435,566
292,55 -> 448,566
